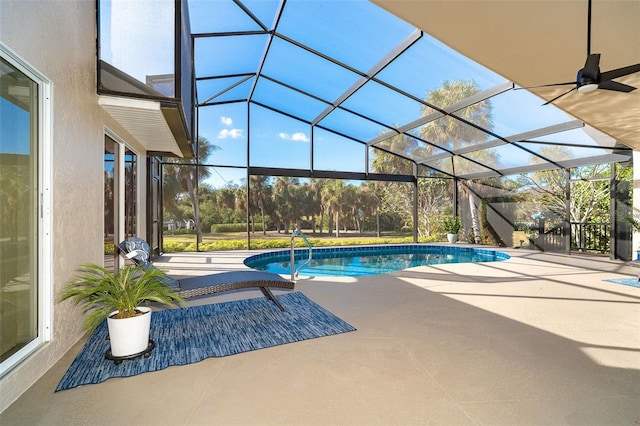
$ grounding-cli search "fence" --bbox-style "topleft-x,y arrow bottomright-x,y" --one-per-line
526,222 -> 610,254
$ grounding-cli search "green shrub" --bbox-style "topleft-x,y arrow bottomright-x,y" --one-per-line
162,233 -> 443,253
163,241 -> 189,252
165,228 -> 196,235
211,223 -> 252,233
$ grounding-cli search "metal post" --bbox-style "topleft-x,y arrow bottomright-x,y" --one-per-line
246,103 -> 251,250
290,235 -> 295,281
413,163 -> 418,243
565,168 -> 571,254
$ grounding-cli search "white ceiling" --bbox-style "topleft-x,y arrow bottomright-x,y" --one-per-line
371,0 -> 640,150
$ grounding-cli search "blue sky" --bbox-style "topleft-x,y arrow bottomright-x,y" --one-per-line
190,0 -> 613,188
0,98 -> 31,155
89,0 -> 618,189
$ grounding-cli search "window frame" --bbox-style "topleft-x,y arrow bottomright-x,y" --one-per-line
0,42 -> 53,377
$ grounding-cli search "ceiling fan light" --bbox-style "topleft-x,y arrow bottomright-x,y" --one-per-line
578,83 -> 599,93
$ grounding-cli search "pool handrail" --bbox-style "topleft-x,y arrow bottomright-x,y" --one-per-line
291,228 -> 312,280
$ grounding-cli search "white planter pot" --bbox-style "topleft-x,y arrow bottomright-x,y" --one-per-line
447,233 -> 458,243
106,307 -> 151,357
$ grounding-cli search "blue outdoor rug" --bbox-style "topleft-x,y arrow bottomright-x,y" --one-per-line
56,292 -> 355,391
603,278 -> 640,288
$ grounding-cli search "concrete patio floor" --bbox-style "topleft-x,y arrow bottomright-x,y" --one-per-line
2,246 -> 639,425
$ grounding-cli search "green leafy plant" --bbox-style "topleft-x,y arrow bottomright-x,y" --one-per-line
623,216 -> 640,232
443,216 -> 462,234
57,264 -> 185,332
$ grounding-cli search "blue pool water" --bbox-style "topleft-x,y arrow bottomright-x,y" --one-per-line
244,245 -> 509,277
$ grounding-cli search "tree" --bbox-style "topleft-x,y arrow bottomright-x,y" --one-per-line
420,80 -> 494,243
308,179 -> 326,234
248,175 -> 272,234
370,134 -> 418,235
520,147 -> 613,248
369,81 -> 494,240
163,136 -> 217,243
321,179 -> 345,237
272,176 -> 300,233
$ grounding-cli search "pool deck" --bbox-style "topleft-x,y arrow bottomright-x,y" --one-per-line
2,245 -> 639,425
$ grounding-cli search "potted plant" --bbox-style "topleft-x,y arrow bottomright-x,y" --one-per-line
57,263 -> 184,358
443,216 -> 462,243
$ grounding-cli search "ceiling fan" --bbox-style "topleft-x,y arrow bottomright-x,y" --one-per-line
522,0 -> 640,105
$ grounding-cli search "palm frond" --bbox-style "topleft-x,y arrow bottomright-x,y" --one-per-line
57,263 -> 185,332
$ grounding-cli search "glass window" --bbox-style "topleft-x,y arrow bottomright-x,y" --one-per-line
104,138 -> 117,271
0,51 -> 50,373
99,0 -> 175,96
124,148 -> 137,239
104,136 -> 137,272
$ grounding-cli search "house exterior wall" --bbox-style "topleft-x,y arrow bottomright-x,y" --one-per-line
0,0 -> 147,411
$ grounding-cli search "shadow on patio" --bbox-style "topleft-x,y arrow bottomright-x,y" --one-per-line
2,249 -> 639,425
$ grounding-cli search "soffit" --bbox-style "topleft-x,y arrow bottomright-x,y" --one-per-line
371,0 -> 640,150
99,96 -> 184,157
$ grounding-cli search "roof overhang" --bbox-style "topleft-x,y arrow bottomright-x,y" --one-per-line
99,95 -> 192,158
371,0 -> 640,150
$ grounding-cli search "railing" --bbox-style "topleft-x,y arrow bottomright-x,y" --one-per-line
571,222 -> 610,254
531,225 -> 565,252
290,228 -> 312,280
526,221 -> 611,254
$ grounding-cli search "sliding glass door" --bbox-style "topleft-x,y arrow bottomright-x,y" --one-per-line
104,134 -> 137,272
0,49 -> 51,373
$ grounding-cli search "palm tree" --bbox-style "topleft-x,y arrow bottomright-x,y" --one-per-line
272,176 -> 299,233
420,80 -> 494,243
370,132 -> 417,175
322,179 -> 345,237
163,136 -> 217,244
309,179 -> 326,234
248,175 -> 271,235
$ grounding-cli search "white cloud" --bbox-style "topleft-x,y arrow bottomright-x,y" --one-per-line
220,116 -> 233,126
291,132 -> 309,142
279,132 -> 309,142
218,128 -> 242,139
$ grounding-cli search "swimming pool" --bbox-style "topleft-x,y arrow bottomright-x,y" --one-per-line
244,244 -> 509,277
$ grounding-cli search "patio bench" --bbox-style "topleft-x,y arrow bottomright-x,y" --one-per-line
118,237 -> 295,312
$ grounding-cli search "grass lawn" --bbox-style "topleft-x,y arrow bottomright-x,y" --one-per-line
162,230 -> 442,252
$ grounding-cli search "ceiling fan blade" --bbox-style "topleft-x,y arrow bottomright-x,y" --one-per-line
598,80 -> 637,93
542,87 -> 577,105
582,53 -> 600,81
514,81 -> 576,90
600,63 -> 640,81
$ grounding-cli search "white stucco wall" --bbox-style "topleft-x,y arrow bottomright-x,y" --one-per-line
0,0 -> 147,411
